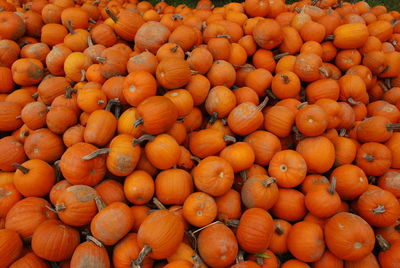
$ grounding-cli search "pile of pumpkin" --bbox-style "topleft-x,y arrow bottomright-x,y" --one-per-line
1,0 -> 400,266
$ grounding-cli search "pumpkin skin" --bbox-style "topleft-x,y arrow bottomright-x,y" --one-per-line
344,253 -> 380,268
271,188 -> 307,222
55,185 -> 98,227
198,223 -> 238,268
156,57 -> 191,90
135,21 -> 171,54
59,142 -> 106,186
13,159 -> 55,197
268,150 -> 307,188
296,136 -> 335,174
70,239 -> 111,268
269,219 -> 292,255
236,208 -> 274,254
287,221 -> 325,262
113,233 -> 153,268
135,96 -> 178,135
333,23 -> 369,49
357,189 -> 400,228
32,219 -> 80,262
253,19 -> 283,49
5,197 -> 57,240
10,252 -> 50,268
24,128 -> 65,163
0,229 -> 23,267
91,202 -> 134,246
137,210 -> 184,260
313,250 -> 343,268
240,174 -> 279,210
325,212 -> 375,261
0,11 -> 26,40
192,156 -> 234,197
156,168 -> 193,205
244,130 -> 281,166
377,236 -> 400,268
0,136 -> 26,172
0,183 -> 22,218
330,164 -> 368,200
182,191 -> 217,227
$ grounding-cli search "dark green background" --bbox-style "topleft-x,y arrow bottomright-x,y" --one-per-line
148,0 -> 400,10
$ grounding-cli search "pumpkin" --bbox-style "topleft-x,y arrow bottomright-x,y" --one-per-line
156,168 -> 193,205
356,142 -> 392,176
333,23 -> 369,49
91,201 -> 134,246
269,219 -> 292,255
325,212 -> 375,261
134,96 -> 178,135
189,129 -> 235,158
113,233 -> 153,268
253,18 -> 283,49
54,185 -> 99,227
237,207 -> 274,254
10,252 -> 50,268
0,136 -> 26,171
105,8 -> 144,41
70,236 -> 111,268
0,229 -> 23,267
268,150 -> 307,188
31,219 -> 80,261
182,191 -> 217,227
240,173 -> 278,209
0,11 -> 25,40
124,170 -> 154,205
287,221 -> 325,262
13,159 -> 55,197
271,188 -> 306,222
123,71 -> 157,107
192,156 -> 234,197
136,210 -> 184,262
59,142 -> 106,186
24,128 -> 65,163
197,223 -> 238,267
357,189 -> 400,228
134,21 -> 171,54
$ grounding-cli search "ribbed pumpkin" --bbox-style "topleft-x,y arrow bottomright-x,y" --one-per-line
31,219 -> 80,262
156,57 -> 191,89
0,229 -> 23,267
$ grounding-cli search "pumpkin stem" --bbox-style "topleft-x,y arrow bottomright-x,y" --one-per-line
339,128 -> 347,137
328,176 -> 336,195
105,7 -> 118,22
274,223 -> 284,235
11,163 -> 29,174
95,196 -> 107,211
132,245 -> 152,268
88,35 -> 94,47
281,74 -> 290,84
31,92 -> 39,99
216,34 -> 231,39
319,67 -> 330,78
226,219 -> 240,228
170,45 -> 179,53
256,258 -> 264,266
208,112 -> 218,124
19,130 -> 29,140
88,18 -> 96,24
262,177 -> 277,187
92,0 -> 100,5
82,148 -> 110,160
363,153 -> 374,162
54,160 -> 63,182
240,170 -> 247,182
190,155 -> 202,163
192,221 -> 221,235
387,124 -> 400,131
257,96 -> 269,111
266,90 -> 277,100
192,255 -> 202,268
87,235 -> 103,247
45,205 -> 58,213
254,252 -> 271,259
311,0 -> 318,5
384,78 -> 392,90
55,203 -> 66,212
133,134 -> 155,146
133,117 -> 144,128
190,70 -> 199,75
325,35 -> 335,41
66,20 -> 75,34
223,135 -> 236,143
80,69 -> 86,82
381,65 -> 390,75
347,97 -> 361,106
376,234 -> 391,251
172,14 -> 184,20
96,56 -> 106,64
152,197 -> 167,210
394,224 -> 400,232
274,52 -> 289,60
297,101 -> 308,109
391,19 -> 400,28
64,86 -> 76,99
372,204 -> 386,214
235,250 -> 245,263
105,98 -> 120,112
15,115 -> 22,119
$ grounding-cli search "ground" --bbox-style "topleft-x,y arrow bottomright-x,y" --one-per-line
148,0 -> 400,10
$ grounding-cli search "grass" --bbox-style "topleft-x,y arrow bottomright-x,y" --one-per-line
150,0 -> 400,10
